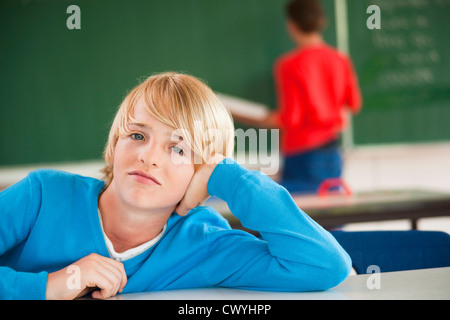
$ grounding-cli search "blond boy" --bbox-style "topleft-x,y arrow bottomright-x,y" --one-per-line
0,72 -> 351,299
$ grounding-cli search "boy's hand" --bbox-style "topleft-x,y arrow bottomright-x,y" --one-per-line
175,154 -> 225,216
46,253 -> 127,300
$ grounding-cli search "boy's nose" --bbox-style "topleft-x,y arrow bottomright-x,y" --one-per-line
138,143 -> 163,167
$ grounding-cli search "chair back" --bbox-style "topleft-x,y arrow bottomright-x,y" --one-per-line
330,230 -> 450,274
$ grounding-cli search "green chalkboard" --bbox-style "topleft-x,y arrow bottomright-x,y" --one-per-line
348,0 -> 450,144
0,0 -> 336,166
5,0 -> 449,166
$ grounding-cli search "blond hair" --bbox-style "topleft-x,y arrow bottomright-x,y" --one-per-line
102,72 -> 235,187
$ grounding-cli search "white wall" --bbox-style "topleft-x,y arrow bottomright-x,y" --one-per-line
343,142 -> 450,193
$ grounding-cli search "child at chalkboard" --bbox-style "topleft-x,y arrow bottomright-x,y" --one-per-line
233,0 -> 362,193
0,72 -> 350,299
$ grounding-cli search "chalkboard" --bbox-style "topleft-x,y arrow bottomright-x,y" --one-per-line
348,0 -> 450,145
2,0 -> 447,166
0,0 -> 337,166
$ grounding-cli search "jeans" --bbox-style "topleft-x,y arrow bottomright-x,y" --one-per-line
279,140 -> 342,194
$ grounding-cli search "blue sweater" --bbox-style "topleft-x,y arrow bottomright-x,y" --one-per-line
0,159 -> 351,299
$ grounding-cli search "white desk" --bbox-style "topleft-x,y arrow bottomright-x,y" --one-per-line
111,267 -> 450,300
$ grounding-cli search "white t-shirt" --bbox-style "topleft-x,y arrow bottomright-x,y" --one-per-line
98,210 -> 166,262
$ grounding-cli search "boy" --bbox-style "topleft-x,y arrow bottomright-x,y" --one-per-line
233,0 -> 362,193
0,72 -> 351,300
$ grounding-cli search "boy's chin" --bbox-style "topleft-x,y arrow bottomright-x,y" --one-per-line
127,198 -> 176,214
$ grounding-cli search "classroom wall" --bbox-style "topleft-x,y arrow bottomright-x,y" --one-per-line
1,0 -> 449,167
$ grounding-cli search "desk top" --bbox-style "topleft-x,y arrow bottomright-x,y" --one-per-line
294,189 -> 450,209
204,189 -> 450,216
202,189 -> 450,229
111,267 -> 450,300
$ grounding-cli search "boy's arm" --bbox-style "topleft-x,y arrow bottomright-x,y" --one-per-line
0,173 -> 48,299
345,58 -> 362,114
229,111 -> 280,129
0,267 -> 48,300
0,173 -> 127,300
201,158 -> 352,291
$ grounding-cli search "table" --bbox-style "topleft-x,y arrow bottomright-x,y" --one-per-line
204,189 -> 450,230
110,267 -> 450,300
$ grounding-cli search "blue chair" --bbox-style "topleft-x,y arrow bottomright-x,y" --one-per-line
330,230 -> 450,274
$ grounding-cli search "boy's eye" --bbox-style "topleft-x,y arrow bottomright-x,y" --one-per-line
171,146 -> 184,156
131,133 -> 145,141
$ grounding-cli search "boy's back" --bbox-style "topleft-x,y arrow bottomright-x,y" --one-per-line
274,43 -> 361,155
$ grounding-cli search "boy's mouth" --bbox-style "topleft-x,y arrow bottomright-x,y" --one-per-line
129,171 -> 161,185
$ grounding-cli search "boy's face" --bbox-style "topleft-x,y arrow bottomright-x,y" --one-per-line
110,100 -> 195,214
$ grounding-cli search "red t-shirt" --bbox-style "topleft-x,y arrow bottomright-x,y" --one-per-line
274,43 -> 362,155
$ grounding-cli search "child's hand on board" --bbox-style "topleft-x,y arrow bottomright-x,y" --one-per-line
175,154 -> 225,216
